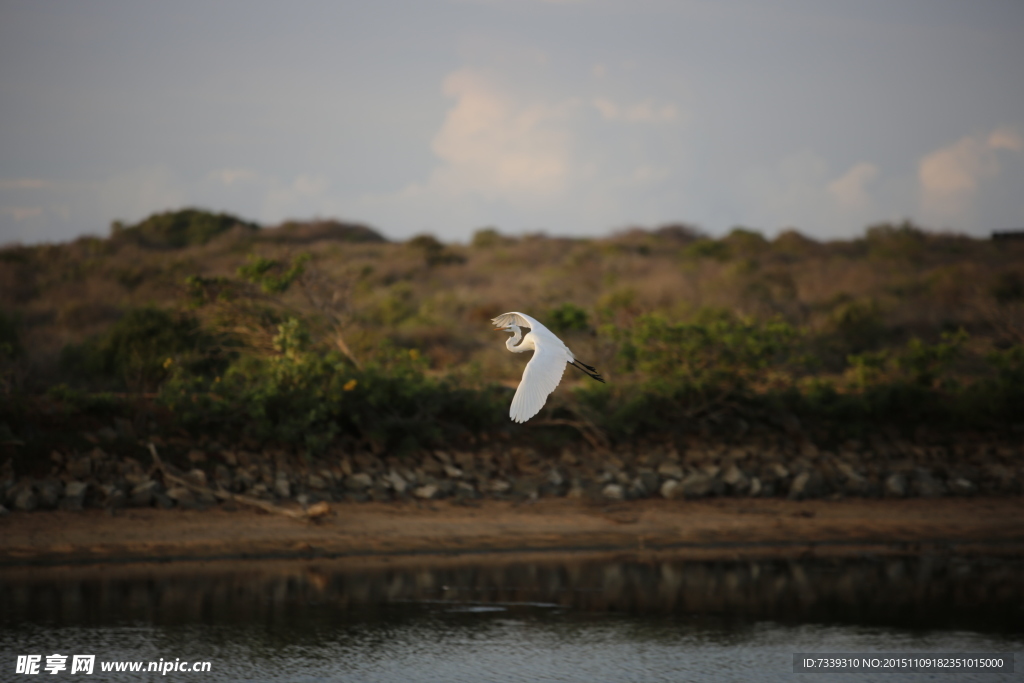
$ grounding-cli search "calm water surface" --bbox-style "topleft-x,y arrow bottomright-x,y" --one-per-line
2,555 -> 1021,682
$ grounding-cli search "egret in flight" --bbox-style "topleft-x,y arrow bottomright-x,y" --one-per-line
492,311 -> 605,423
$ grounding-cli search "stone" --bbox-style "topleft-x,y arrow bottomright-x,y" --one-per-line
721,465 -> 749,493
413,484 -> 438,500
130,480 -> 159,507
50,450 -> 65,465
657,462 -> 684,480
770,463 -> 790,479
113,417 -> 135,440
307,474 -> 328,490
13,487 -> 37,511
444,465 -> 463,479
601,483 -> 625,500
0,504 -> 7,516
748,477 -> 762,497
165,486 -> 194,502
788,472 -> 810,500
96,426 -> 118,442
274,476 -> 291,499
187,449 -> 207,464
455,481 -> 477,499
660,479 -> 681,499
512,479 -> 539,499
345,473 -> 373,490
949,477 -> 976,496
185,469 -> 208,487
548,469 -> 565,487
489,479 -> 511,493
385,470 -> 408,495
912,469 -> 946,498
220,450 -> 238,466
884,473 -> 907,497
66,456 -> 92,480
680,472 -> 714,498
154,492 -> 175,509
36,480 -> 63,509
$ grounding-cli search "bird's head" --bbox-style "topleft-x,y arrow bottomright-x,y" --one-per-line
495,323 -> 521,336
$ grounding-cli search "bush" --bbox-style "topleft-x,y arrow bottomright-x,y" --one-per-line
112,208 -> 259,248
59,307 -> 218,391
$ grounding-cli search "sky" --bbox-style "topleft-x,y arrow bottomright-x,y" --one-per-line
1,0 -> 1023,245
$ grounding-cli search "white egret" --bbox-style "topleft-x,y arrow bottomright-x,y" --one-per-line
492,311 -> 605,423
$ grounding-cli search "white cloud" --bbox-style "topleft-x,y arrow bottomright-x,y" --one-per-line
208,168 -> 260,187
1,206 -> 43,221
592,98 -> 679,123
827,162 -> 879,210
919,126 -> 1023,223
415,68 -> 577,203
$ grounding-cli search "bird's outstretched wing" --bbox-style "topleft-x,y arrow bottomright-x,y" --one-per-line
509,340 -> 568,423
491,311 -> 541,331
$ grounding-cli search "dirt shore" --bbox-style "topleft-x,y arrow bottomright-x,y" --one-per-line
2,496 -> 1023,571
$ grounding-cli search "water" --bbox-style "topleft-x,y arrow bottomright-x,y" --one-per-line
2,555 -> 1021,682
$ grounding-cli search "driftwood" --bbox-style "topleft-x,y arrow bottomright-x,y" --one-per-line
146,443 -> 329,521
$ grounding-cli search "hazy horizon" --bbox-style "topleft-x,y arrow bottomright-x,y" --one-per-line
2,0 -> 1023,245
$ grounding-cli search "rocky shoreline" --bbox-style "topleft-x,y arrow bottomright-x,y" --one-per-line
3,418 -> 1022,516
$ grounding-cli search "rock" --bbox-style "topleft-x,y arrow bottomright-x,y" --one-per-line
50,450 -> 65,465
214,465 -> 232,489
601,484 -> 625,500
385,470 -> 408,495
912,469 -> 946,498
307,474 -> 328,490
721,465 -> 749,493
680,472 -> 714,498
443,465 -> 463,479
345,473 -> 373,490
185,469 -> 208,487
130,480 -> 158,506
13,487 -> 37,512
748,477 -> 762,497
274,475 -> 291,499
187,449 -> 207,464
884,473 -> 907,497
61,481 -> 88,510
154,492 -> 174,509
455,481 -> 478,500
788,470 -> 825,500
660,479 -> 681,499
657,462 -> 684,480
548,469 -> 565,487
770,463 -> 789,479
949,477 -> 977,496
413,484 -> 438,500
165,486 -> 195,502
220,450 -> 238,466
36,480 -> 63,509
113,417 -> 135,440
96,427 -> 118,442
489,479 -> 511,494
512,479 -> 539,499
0,504 -> 7,516
788,472 -> 810,500
66,456 -> 92,480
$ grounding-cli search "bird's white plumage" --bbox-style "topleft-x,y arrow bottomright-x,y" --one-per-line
492,311 -> 577,423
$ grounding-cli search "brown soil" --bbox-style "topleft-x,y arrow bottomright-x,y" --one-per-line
2,497 -> 1023,571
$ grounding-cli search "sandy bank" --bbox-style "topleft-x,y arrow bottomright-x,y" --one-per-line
2,497 -> 1022,571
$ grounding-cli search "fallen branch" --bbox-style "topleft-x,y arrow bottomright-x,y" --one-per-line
147,442 -> 329,520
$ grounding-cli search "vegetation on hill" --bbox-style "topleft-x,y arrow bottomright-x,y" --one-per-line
1,210 -> 1022,457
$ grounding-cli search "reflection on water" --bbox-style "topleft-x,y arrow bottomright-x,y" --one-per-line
2,555 -> 1022,682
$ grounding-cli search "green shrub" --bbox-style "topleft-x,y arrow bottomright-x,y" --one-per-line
112,208 -> 259,248
546,303 -> 590,333
59,307 -> 218,391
